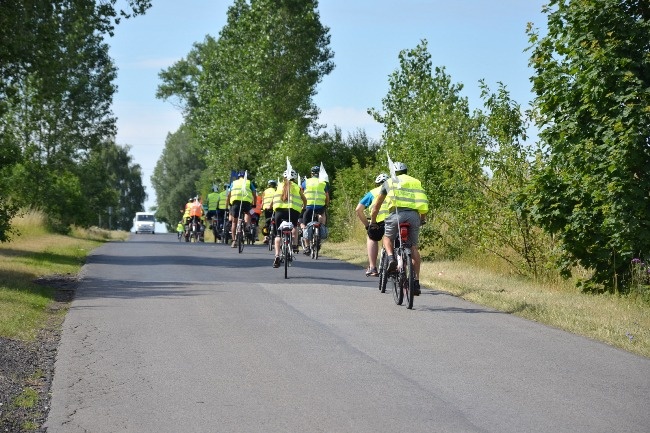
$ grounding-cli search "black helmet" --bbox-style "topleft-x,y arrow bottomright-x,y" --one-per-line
268,179 -> 277,187
311,165 -> 320,175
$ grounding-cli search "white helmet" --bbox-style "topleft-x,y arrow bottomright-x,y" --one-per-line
375,173 -> 389,184
283,169 -> 297,180
392,161 -> 407,172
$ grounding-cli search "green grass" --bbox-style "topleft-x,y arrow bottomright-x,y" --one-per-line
0,211 -> 125,341
321,240 -> 650,358
12,387 -> 38,409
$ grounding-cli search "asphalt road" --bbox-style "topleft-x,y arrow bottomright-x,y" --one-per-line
45,234 -> 650,433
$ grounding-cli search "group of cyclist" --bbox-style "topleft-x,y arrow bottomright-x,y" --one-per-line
357,161 -> 428,296
176,161 -> 428,293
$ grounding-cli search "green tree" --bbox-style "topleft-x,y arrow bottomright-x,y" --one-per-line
158,0 -> 334,181
0,0 -> 152,238
370,40 -> 484,258
151,125 -> 206,230
78,142 -> 146,230
526,0 -> 650,291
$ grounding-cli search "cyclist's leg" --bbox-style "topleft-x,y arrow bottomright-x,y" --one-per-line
273,211 -> 284,259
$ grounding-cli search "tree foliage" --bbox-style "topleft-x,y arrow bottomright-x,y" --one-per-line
0,0 -> 151,237
526,0 -> 650,291
158,0 -> 334,182
151,126 -> 206,230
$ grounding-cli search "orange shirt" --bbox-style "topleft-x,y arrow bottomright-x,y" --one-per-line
190,201 -> 203,217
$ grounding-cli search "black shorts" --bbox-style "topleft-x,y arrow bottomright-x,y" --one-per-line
230,201 -> 251,217
263,209 -> 274,220
302,208 -> 325,224
206,210 -> 217,219
274,209 -> 300,233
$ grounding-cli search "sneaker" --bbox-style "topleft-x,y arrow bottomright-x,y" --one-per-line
231,241 -> 236,248
273,256 -> 281,268
293,246 -> 299,254
303,247 -> 311,255
413,280 -> 421,296
369,267 -> 379,277
386,256 -> 397,273
365,267 -> 373,277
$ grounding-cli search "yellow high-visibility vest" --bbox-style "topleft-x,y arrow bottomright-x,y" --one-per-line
273,181 -> 303,212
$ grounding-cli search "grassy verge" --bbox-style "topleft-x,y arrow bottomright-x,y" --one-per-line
321,240 -> 650,359
0,211 -> 127,340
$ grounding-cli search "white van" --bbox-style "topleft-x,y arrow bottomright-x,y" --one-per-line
133,212 -> 156,234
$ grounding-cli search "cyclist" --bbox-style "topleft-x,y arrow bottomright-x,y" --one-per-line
272,169 -> 307,268
227,171 -> 256,248
206,185 -> 220,233
214,183 -> 229,239
355,173 -> 390,277
300,165 -> 330,255
176,220 -> 184,239
370,162 -> 428,295
261,180 -> 277,244
188,196 -> 204,238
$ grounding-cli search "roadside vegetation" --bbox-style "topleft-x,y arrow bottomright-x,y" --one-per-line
0,211 -> 126,340
322,232 -> 650,359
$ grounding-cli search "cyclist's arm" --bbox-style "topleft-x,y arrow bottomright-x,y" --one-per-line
299,189 -> 307,209
355,203 -> 369,228
370,194 -> 386,224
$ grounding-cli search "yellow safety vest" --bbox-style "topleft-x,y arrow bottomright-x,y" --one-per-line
386,174 -> 428,214
206,192 -> 219,210
262,187 -> 276,210
369,186 -> 390,223
304,177 -> 327,206
273,181 -> 303,212
217,191 -> 228,210
230,179 -> 253,203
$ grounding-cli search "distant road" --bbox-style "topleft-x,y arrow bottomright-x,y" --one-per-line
45,234 -> 650,433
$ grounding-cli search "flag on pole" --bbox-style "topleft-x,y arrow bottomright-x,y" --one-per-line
319,162 -> 329,183
386,150 -> 400,188
286,156 -> 293,177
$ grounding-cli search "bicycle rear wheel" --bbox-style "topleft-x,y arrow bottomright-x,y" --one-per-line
311,231 -> 320,259
392,272 -> 403,305
404,252 -> 414,309
284,237 -> 289,279
378,249 -> 387,293
237,230 -> 244,253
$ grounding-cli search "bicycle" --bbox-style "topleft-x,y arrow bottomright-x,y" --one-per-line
381,222 -> 414,309
278,221 -> 294,279
235,218 -> 245,253
267,218 -> 276,252
306,221 -> 322,259
221,211 -> 231,245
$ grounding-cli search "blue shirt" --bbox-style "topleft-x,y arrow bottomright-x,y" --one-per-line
359,191 -> 374,208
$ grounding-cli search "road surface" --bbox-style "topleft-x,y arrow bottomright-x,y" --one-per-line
45,234 -> 650,432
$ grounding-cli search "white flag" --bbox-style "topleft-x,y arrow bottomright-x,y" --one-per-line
386,150 -> 400,188
286,156 -> 293,177
319,162 -> 329,183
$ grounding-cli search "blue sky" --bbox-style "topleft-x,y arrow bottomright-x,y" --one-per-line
109,0 -> 547,212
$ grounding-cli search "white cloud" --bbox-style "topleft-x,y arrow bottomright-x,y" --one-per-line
318,106 -> 383,140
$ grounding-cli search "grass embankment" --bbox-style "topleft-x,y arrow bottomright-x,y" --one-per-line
321,240 -> 650,359
0,211 -> 127,340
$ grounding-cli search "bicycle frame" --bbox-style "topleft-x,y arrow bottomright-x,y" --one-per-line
382,222 -> 414,309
